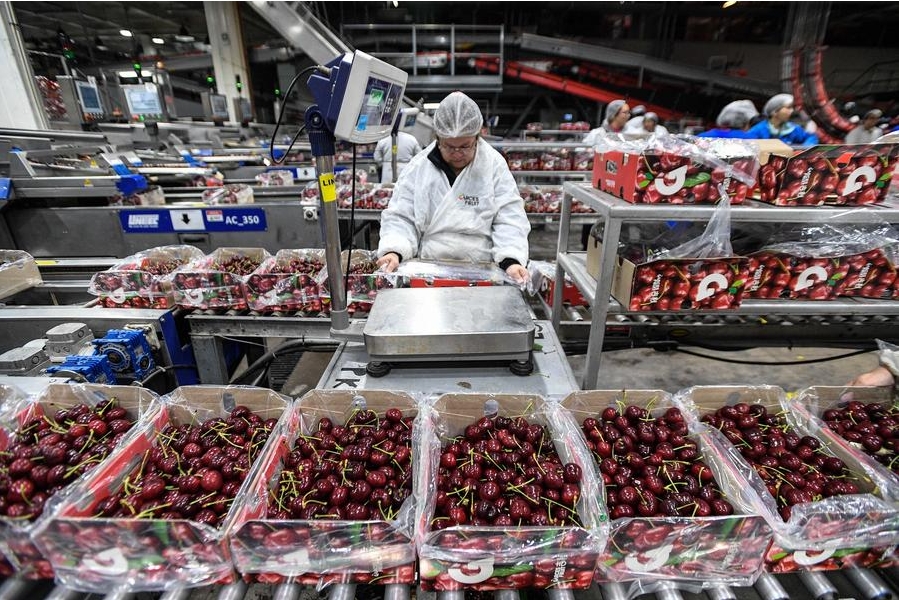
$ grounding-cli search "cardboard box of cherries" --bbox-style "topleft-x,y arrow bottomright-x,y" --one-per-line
229,390 -> 418,586
675,385 -> 899,574
561,390 -> 772,587
592,137 -> 758,204
416,394 -> 606,592
753,141 -> 899,206
32,386 -> 290,592
170,248 -> 271,311
745,225 -> 899,300
0,384 -> 160,580
588,233 -> 751,311
244,249 -> 325,314
90,245 -> 204,309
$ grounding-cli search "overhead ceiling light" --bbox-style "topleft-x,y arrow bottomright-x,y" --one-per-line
120,29 -> 133,37
152,37 -> 165,45
94,36 -> 108,51
174,25 -> 195,43
722,1 -> 738,7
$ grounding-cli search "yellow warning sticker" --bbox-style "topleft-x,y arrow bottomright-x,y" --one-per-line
319,173 -> 336,203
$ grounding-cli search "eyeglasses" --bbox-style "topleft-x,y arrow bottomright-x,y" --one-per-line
439,140 -> 477,153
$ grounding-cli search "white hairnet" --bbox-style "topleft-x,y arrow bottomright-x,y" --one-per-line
716,100 -> 759,128
631,105 -> 646,117
763,93 -> 794,117
604,99 -> 627,124
433,91 -> 483,138
866,109 -> 884,120
643,112 -> 659,123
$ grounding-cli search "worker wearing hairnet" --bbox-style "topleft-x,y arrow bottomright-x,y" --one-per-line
373,131 -> 422,183
376,91 -> 531,283
697,100 -> 759,138
746,93 -> 818,146
581,99 -> 631,145
845,109 -> 884,144
623,104 -> 647,134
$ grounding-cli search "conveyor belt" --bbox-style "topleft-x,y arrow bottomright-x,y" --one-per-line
0,569 -> 897,600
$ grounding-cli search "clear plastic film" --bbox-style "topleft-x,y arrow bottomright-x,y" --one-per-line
229,390 -> 421,587
317,249 -> 398,314
593,134 -> 758,205
89,245 -> 204,309
254,170 -> 295,187
395,259 -> 515,288
559,390 -> 770,592
656,186 -> 735,260
0,383 -> 160,580
168,247 -> 271,310
789,384 -> 899,502
0,250 -> 42,299
202,183 -> 254,205
526,260 -> 588,308
31,385 -> 289,591
415,393 -> 604,591
673,385 -> 899,557
746,219 -> 899,300
245,249 -> 326,313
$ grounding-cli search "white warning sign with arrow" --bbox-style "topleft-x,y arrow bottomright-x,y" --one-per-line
170,209 -> 205,231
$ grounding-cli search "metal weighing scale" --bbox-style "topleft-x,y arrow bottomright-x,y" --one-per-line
363,286 -> 536,376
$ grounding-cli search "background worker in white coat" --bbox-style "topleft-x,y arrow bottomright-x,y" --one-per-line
376,91 -> 531,283
373,130 -> 422,183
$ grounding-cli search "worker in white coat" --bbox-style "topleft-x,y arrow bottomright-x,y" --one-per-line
373,131 -> 422,183
376,91 -> 531,283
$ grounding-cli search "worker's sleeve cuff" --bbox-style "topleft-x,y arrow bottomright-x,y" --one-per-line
498,258 -> 521,271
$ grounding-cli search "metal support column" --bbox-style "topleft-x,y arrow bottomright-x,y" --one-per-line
203,1 -> 252,122
0,1 -> 49,129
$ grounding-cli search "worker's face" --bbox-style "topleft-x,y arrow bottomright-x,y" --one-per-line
864,115 -> 879,129
612,105 -> 631,129
438,136 -> 478,170
772,102 -> 794,124
644,118 -> 657,132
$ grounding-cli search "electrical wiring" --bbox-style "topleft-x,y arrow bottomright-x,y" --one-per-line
672,346 -> 871,366
228,338 -> 339,385
268,64 -> 324,165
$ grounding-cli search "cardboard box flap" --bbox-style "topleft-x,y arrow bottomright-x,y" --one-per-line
747,139 -> 794,165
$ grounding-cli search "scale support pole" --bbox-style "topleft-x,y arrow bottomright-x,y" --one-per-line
306,105 -> 349,331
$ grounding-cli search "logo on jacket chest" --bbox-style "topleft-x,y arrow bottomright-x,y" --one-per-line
458,194 -> 480,207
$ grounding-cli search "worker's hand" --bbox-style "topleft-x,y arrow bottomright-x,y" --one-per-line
505,263 -> 530,284
376,252 -> 400,273
848,366 -> 895,387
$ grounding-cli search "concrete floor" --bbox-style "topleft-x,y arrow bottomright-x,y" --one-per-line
565,346 -> 880,394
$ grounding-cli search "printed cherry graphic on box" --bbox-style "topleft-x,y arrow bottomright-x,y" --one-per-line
564,391 -> 771,586
33,387 -> 290,592
90,246 -> 204,309
229,391 -> 418,587
754,143 -> 899,206
0,384 -> 157,581
418,395 -> 604,592
170,248 -> 271,311
627,259 -> 750,311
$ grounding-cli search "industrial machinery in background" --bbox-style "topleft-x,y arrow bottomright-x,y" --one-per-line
0,322 -> 162,389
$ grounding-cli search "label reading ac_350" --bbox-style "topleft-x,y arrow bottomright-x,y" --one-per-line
319,173 -> 337,203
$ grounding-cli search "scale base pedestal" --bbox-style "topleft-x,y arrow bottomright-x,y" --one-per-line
365,353 -> 535,378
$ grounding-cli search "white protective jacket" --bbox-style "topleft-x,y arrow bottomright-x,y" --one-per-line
373,131 -> 423,183
377,138 -> 530,266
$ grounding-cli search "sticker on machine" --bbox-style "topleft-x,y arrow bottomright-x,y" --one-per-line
170,209 -> 205,231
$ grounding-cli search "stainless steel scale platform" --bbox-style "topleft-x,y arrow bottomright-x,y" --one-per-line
320,319 -> 578,398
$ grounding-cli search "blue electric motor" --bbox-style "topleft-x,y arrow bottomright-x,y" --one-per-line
46,355 -> 117,384
92,329 -> 155,380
